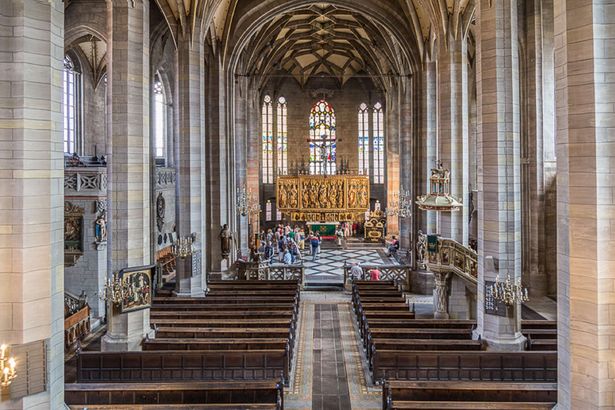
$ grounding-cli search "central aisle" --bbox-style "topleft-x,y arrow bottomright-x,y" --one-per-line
285,291 -> 381,410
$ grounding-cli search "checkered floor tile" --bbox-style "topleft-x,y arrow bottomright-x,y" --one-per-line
303,248 -> 396,284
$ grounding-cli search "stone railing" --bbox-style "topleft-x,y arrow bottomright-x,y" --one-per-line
343,263 -> 411,290
64,167 -> 107,196
268,263 -> 305,287
425,237 -> 478,285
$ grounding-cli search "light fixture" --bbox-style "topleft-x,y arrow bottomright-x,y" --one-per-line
237,185 -> 260,218
0,344 -> 16,387
172,235 -> 195,259
98,274 -> 127,306
416,160 -> 463,212
385,188 -> 412,218
490,274 -> 529,306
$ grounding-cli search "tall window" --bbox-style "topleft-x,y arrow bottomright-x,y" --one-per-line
276,97 -> 288,176
265,200 -> 272,221
309,100 -> 337,175
153,75 -> 166,161
358,103 -> 370,176
262,95 -> 274,183
63,56 -> 80,154
373,102 -> 385,184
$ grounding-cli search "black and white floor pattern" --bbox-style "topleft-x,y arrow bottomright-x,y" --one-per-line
303,248 -> 395,285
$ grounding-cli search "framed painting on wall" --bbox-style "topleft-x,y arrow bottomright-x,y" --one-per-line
118,264 -> 154,313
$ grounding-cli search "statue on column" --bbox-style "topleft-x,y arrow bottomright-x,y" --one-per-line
219,224 -> 233,260
416,230 -> 426,269
433,272 -> 451,319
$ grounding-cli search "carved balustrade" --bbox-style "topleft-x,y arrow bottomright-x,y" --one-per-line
425,237 -> 478,285
64,291 -> 91,352
64,168 -> 107,197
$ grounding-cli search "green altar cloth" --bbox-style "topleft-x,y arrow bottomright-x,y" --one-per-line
307,222 -> 338,237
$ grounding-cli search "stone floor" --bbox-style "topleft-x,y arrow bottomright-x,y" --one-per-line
304,248 -> 395,285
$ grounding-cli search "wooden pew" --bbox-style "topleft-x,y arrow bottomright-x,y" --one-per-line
383,380 -> 557,410
153,296 -> 298,304
150,303 -> 298,314
208,280 -> 298,288
143,338 -> 289,353
150,310 -> 296,321
77,350 -> 290,384
521,320 -> 557,330
151,318 -> 294,329
65,380 -> 283,410
372,351 -> 557,383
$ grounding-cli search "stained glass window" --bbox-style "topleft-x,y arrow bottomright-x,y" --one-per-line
153,74 -> 166,160
277,96 -> 288,176
63,56 -> 80,154
262,95 -> 274,183
309,100 -> 337,175
358,103 -> 369,176
373,102 -> 385,184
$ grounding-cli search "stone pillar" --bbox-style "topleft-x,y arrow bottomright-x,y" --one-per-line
521,0 -> 555,297
206,50 -> 231,273
555,0 -> 615,407
385,86 -> 400,237
246,85 -> 260,239
420,60 -> 438,235
0,0 -> 64,407
437,30 -> 469,244
175,31 -> 206,297
102,0 -> 152,351
234,76 -> 250,256
399,77 -> 414,257
433,272 -> 451,319
475,0 -> 525,351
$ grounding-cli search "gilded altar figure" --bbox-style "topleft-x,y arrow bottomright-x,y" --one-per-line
288,183 -> 299,208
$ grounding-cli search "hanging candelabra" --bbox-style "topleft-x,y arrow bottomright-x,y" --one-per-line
1,345 -> 17,387
98,274 -> 127,305
385,188 -> 413,218
237,186 -> 260,217
172,235 -> 195,259
490,274 -> 529,306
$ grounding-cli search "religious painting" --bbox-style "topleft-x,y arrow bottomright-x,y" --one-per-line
118,265 -> 154,313
64,201 -> 85,266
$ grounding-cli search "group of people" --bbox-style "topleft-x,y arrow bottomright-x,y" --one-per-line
257,224 -> 325,264
349,261 -> 381,281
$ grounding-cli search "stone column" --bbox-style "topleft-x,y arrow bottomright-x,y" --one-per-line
246,85 -> 260,239
555,0 -> 615,407
399,77 -> 414,258
0,0 -> 64,407
385,86 -> 400,237
475,0 -> 525,351
520,0 -> 555,298
175,31 -> 206,297
205,50 -> 231,273
436,29 -> 469,244
420,60 -> 438,235
234,76 -> 250,256
448,276 -> 471,319
433,272 -> 451,319
102,0 -> 152,351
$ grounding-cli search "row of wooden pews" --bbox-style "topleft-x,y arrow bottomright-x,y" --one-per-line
65,280 -> 300,409
352,280 -> 558,410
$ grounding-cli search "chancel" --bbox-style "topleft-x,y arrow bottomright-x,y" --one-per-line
0,0 -> 612,409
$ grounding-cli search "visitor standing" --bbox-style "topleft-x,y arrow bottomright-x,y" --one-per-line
310,234 -> 321,261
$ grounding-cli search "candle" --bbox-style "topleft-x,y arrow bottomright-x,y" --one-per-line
0,344 -> 5,360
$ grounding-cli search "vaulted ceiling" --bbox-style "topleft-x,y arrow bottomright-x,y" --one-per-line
153,0 -> 476,87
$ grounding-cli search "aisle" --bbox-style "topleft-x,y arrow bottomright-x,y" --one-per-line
285,292 -> 381,410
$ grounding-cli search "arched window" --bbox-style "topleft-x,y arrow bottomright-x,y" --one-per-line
265,200 -> 272,221
262,95 -> 274,183
373,102 -> 385,183
358,103 -> 369,176
63,56 -> 81,154
153,74 -> 166,163
276,96 -> 288,176
309,100 -> 336,175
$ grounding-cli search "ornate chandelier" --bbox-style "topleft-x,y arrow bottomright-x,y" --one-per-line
98,274 -> 128,305
385,188 -> 412,218
172,235 -> 195,258
237,186 -> 260,217
1,345 -> 17,387
490,274 -> 529,306
416,161 -> 462,212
